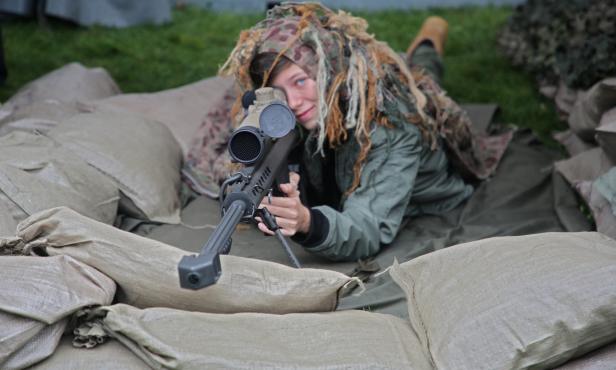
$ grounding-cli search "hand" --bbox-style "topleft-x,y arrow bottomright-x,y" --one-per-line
257,172 -> 311,237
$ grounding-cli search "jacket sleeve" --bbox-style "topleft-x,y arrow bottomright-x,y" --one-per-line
302,124 -> 423,261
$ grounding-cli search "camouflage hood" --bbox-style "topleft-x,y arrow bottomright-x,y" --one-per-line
256,16 -> 342,83
220,3 -> 433,159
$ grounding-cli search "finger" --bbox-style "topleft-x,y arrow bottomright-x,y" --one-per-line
279,228 -> 296,237
261,197 -> 298,209
258,204 -> 298,220
289,172 -> 300,186
272,216 -> 299,229
257,222 -> 275,235
279,183 -> 299,197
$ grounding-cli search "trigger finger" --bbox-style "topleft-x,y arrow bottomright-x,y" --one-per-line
289,172 -> 300,186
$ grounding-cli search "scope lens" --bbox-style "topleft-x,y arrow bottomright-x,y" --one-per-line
260,103 -> 295,138
229,130 -> 262,164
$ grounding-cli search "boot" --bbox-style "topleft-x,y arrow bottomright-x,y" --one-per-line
406,16 -> 449,57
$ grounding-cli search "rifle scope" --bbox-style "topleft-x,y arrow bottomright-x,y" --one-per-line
228,88 -> 295,165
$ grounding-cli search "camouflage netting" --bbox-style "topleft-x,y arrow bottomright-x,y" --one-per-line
499,0 -> 616,90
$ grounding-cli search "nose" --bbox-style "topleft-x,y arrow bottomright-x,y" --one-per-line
284,88 -> 302,111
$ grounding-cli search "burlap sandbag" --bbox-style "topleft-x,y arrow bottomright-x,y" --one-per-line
554,147 -> 615,185
0,255 -> 116,370
0,200 -> 16,237
390,232 -> 616,370
568,77 -> 616,142
596,107 -> 616,163
0,63 -> 119,114
552,129 -> 596,157
91,76 -> 234,155
555,341 -> 616,370
28,335 -> 149,370
79,303 -> 430,370
0,131 -> 119,225
1,317 -> 67,370
46,109 -> 182,223
21,207 -> 353,314
0,100 -> 89,137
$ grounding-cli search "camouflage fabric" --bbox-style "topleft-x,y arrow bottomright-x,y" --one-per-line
257,17 -> 321,81
185,86 -> 237,194
413,72 -> 513,180
186,4 -> 511,204
258,16 -> 512,180
499,0 -> 616,90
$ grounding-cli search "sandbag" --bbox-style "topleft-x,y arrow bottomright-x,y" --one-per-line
28,335 -> 149,370
0,200 -> 16,237
555,341 -> 616,370
92,76 -> 235,155
554,80 -> 583,118
552,129 -> 596,157
80,303 -> 430,370
596,107 -> 616,163
0,63 -> 120,118
555,147 -> 615,185
0,255 -> 116,370
20,207 -> 354,314
0,131 -> 119,225
46,109 -> 183,223
568,78 -> 616,142
0,100 -> 88,137
390,232 -> 616,370
2,319 -> 67,370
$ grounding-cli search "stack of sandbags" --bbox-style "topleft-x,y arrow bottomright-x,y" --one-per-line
553,77 -> 616,157
26,211 -> 616,369
554,77 -> 616,240
0,255 -> 115,370
9,207 -> 421,369
390,232 -> 616,369
0,63 -> 194,224
19,207 -> 354,314
568,79 -> 616,143
8,208 -> 616,369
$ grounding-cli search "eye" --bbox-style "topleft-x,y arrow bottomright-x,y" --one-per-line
295,78 -> 306,87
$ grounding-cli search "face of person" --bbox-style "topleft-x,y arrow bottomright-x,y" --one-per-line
271,62 -> 319,131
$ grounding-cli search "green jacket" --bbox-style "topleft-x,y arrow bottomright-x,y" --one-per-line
297,122 -> 473,261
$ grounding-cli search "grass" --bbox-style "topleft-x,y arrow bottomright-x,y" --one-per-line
0,5 -> 565,143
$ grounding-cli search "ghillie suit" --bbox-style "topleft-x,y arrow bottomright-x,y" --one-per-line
499,0 -> 616,90
218,2 -> 510,193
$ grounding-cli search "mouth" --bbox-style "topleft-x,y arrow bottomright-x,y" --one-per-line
296,106 -> 315,122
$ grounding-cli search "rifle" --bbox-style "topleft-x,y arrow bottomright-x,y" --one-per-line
178,87 -> 302,290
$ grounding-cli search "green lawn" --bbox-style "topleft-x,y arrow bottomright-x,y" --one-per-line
0,5 -> 565,142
